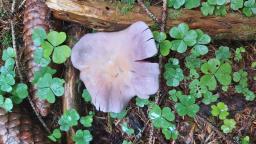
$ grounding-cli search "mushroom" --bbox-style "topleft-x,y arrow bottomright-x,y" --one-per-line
71,21 -> 159,113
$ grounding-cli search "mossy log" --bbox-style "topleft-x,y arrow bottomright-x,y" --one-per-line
46,0 -> 256,40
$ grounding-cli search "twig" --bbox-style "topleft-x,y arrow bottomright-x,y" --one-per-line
18,0 -> 26,10
148,0 -> 168,144
11,0 -> 16,13
10,19 -> 51,134
137,0 -> 160,25
195,114 -> 237,144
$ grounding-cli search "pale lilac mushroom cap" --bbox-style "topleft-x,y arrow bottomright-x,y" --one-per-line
71,21 -> 160,113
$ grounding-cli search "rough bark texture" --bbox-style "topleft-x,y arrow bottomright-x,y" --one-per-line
23,0 -> 51,116
0,107 -> 50,144
46,0 -> 256,40
63,24 -> 84,144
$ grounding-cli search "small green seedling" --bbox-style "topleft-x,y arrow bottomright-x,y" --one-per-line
221,118 -> 236,133
110,110 -> 127,119
233,70 -> 255,101
201,0 -> 227,16
153,31 -> 170,56
72,130 -> 93,144
242,0 -> 256,17
0,96 -> 13,112
135,97 -> 149,107
120,122 -> 134,136
168,89 -> 183,102
234,47 -> 246,62
58,109 -> 80,131
241,136 -> 250,144
175,95 -> 199,117
48,129 -> 62,142
122,140 -> 132,144
211,102 -> 229,120
215,46 -> 231,61
82,89 -> 92,102
164,58 -> 184,87
231,0 -> 244,10
80,111 -> 94,127
167,0 -> 200,9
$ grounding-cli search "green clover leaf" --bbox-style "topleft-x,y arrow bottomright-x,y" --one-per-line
32,27 -> 47,46
221,119 -> 236,133
135,97 -> 149,107
168,0 -> 186,9
175,95 -> 199,117
59,109 -> 80,131
47,31 -> 67,47
211,102 -> 229,120
36,73 -> 64,103
201,2 -> 215,16
120,122 -> 134,136
162,124 -> 179,140
82,89 -> 92,102
80,112 -> 94,127
110,110 -> 127,119
34,47 -> 50,67
72,130 -> 92,144
2,47 -> 16,61
52,45 -> 71,64
185,0 -> 200,9
48,129 -> 61,142
231,0 -> 244,10
153,31 -> 166,43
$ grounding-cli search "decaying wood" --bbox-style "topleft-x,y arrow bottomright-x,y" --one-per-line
23,0 -> 51,116
63,24 -> 84,144
46,0 -> 256,40
0,107 -> 50,144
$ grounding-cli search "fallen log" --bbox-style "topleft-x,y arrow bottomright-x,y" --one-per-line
46,0 -> 256,40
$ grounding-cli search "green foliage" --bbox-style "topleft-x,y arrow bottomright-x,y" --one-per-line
148,104 -> 178,140
0,47 -> 29,111
48,129 -> 61,142
241,136 -> 250,144
168,89 -> 183,102
135,97 -> 149,107
120,122 -> 134,136
32,28 -> 71,64
200,0 -> 227,16
185,54 -> 202,70
82,89 -> 92,102
119,0 -> 135,14
221,119 -> 236,133
80,111 -> 94,127
153,31 -> 172,56
233,70 -> 255,101
242,0 -> 256,17
110,110 -> 127,119
168,0 -> 186,9
11,83 -> 29,104
0,96 -> 13,112
234,47 -> 245,62
122,140 -> 132,144
215,46 -> 231,61
175,95 -> 199,117
168,0 -> 200,9
211,102 -> 229,120
36,73 -> 65,103
200,58 -> 232,90
164,58 -> 184,87
58,109 -> 80,131
169,24 -> 210,54
231,0 -> 244,10
72,130 -> 93,144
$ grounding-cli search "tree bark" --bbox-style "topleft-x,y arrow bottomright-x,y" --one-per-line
46,0 -> 256,40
